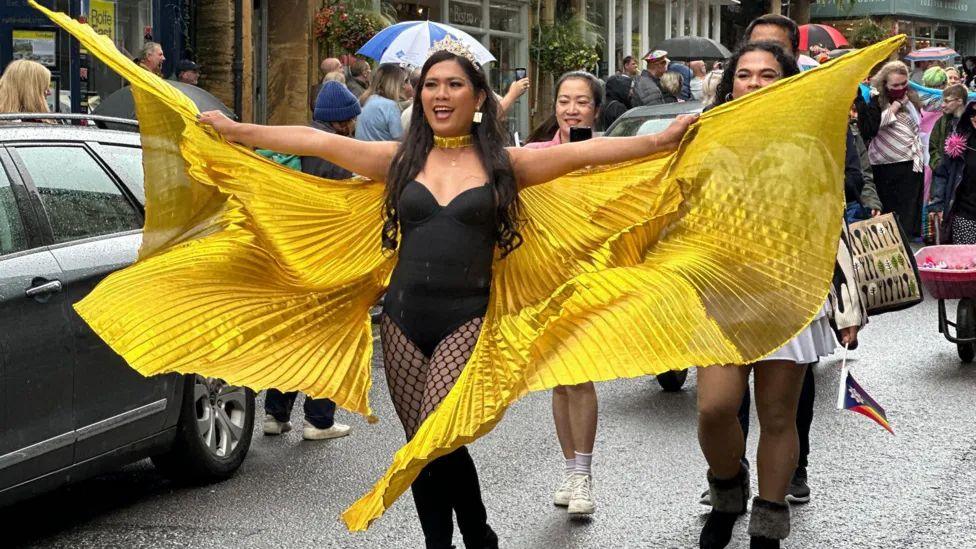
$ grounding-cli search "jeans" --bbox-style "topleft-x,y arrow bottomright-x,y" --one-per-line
264,389 -> 336,429
738,364 -> 814,469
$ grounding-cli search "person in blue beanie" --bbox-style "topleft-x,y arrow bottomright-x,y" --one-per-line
262,80 -> 361,441
301,80 -> 363,179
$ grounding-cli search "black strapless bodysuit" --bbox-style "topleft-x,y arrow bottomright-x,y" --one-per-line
383,180 -> 496,357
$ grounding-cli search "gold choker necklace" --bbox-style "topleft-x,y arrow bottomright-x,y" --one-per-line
433,134 -> 474,149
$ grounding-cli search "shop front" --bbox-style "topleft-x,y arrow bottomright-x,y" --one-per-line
390,0 -> 530,137
1,0 -> 190,114
812,0 -> 976,54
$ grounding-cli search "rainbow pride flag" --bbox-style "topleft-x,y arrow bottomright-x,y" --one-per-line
839,370 -> 894,435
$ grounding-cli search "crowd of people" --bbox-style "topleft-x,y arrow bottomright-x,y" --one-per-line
0,9 -> 948,549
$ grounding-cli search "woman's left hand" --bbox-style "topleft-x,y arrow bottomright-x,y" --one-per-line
870,209 -> 881,217
840,326 -> 858,346
655,114 -> 698,150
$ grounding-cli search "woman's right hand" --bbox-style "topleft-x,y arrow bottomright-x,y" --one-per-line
656,114 -> 698,150
889,100 -> 902,113
197,110 -> 238,137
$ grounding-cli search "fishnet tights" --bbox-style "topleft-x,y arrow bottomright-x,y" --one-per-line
380,315 -> 483,440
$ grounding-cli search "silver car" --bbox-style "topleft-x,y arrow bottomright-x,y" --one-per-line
0,114 -> 255,506
604,101 -> 704,138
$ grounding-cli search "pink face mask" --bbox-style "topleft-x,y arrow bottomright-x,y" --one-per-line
887,87 -> 908,100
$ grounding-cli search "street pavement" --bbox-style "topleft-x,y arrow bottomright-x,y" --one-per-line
7,295 -> 976,548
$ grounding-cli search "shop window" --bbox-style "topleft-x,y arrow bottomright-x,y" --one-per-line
934,26 -> 950,42
490,1 -> 521,33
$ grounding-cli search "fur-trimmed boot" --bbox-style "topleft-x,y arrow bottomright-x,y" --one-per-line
699,466 -> 750,549
748,497 -> 790,549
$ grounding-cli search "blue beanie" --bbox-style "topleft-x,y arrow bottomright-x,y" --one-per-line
314,81 -> 361,123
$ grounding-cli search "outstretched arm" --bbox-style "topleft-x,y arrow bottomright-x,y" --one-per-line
508,114 -> 697,188
197,111 -> 397,181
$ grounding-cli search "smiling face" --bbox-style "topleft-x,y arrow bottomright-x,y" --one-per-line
420,59 -> 485,138
555,77 -> 597,143
731,50 -> 784,100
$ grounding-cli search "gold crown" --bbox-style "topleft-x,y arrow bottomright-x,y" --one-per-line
428,36 -> 480,68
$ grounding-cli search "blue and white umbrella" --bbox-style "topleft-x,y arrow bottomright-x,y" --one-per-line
357,21 -> 495,68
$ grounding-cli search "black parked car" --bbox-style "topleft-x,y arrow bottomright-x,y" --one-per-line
0,114 -> 255,506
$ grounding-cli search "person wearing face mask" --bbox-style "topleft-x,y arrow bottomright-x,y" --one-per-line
857,61 -> 926,239
929,101 -> 976,244
524,71 -> 603,518
697,41 -> 865,549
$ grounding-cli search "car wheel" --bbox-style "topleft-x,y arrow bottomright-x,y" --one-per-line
152,375 -> 255,483
656,369 -> 688,392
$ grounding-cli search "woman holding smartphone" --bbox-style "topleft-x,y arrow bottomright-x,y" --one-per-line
524,70 -> 602,516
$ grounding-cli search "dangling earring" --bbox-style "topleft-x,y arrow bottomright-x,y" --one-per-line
725,92 -> 733,101
473,110 -> 483,124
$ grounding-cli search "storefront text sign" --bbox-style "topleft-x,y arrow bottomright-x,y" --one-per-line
449,1 -> 482,28
813,0 -> 974,23
89,0 -> 116,40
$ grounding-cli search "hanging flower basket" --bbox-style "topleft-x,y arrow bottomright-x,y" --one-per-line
314,1 -> 388,54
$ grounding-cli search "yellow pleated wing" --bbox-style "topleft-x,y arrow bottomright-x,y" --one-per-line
341,39 -> 903,529
33,0 -> 901,532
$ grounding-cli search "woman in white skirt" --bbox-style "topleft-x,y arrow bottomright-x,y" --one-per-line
695,41 -> 867,549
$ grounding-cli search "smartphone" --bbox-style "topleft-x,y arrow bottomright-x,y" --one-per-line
569,126 -> 593,142
515,67 -> 527,80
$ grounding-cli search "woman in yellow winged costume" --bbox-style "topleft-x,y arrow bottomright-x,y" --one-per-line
29,0 -> 903,544
199,42 -> 693,548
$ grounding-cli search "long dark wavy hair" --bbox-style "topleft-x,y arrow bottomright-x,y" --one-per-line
382,50 -> 522,256
713,41 -> 800,108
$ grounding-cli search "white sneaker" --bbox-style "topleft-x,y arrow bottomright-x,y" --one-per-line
567,474 -> 595,515
302,421 -> 351,441
553,472 -> 578,506
263,414 -> 292,435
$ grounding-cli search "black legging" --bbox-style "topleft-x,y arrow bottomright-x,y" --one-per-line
411,447 -> 492,549
738,364 -> 814,469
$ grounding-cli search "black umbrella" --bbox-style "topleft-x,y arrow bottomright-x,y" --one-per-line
652,36 -> 731,61
92,80 -> 235,131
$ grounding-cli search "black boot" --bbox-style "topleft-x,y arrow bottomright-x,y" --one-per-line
699,466 -> 750,549
748,497 -> 790,549
411,460 -> 455,549
443,447 -> 496,549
